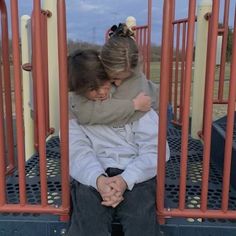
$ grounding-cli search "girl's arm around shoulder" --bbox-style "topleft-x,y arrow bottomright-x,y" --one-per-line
69,91 -> 150,126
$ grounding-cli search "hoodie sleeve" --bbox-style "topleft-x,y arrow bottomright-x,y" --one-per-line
69,119 -> 106,189
121,110 -> 170,190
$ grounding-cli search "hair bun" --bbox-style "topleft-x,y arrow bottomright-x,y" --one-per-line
109,23 -> 134,38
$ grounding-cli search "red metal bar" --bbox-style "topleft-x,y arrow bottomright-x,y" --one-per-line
30,13 -> 40,150
201,0 -> 220,212
10,0 -> 26,205
41,12 -> 50,136
168,1 -> 175,104
33,0 -> 48,207
179,22 -> 187,123
0,0 -> 15,171
161,209 -> 236,218
0,44 -> 6,206
143,28 -> 147,75
157,0 -> 174,224
173,23 -> 180,121
0,204 -> 68,214
221,8 -> 236,212
202,11 -> 213,138
178,0 -> 196,210
146,0 -> 152,80
217,0 -> 230,102
57,0 -> 70,211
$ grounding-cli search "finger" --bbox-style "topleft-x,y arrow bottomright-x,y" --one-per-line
109,182 -> 121,192
101,199 -> 117,206
101,195 -> 123,206
101,189 -> 116,198
111,197 -> 124,208
102,197 -> 111,202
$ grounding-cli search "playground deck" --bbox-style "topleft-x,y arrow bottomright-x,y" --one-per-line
1,115 -> 236,236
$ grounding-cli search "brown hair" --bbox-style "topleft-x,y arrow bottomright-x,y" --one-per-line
100,24 -> 140,77
68,49 -> 110,95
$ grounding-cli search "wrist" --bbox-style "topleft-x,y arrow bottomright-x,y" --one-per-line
96,174 -> 107,188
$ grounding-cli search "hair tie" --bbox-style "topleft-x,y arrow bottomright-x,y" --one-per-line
109,23 -> 134,39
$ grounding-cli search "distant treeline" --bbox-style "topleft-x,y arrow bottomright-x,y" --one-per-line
0,26 -> 233,63
67,39 -> 162,62
67,26 -> 233,62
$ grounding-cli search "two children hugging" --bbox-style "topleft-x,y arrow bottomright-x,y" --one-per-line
67,23 -> 169,236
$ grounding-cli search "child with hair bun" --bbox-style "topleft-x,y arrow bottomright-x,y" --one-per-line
69,23 -> 159,126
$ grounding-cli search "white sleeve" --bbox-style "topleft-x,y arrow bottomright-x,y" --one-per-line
121,110 -> 170,190
69,119 -> 105,189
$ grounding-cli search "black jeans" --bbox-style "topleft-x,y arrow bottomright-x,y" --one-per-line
67,177 -> 158,236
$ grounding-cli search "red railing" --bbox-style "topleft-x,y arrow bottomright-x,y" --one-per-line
171,0 -> 233,128
213,0 -> 230,104
170,16 -> 197,126
0,0 -> 69,220
0,0 -> 15,176
157,0 -> 236,223
23,8 -> 54,150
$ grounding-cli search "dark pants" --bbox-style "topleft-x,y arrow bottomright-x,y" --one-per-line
67,178 -> 158,236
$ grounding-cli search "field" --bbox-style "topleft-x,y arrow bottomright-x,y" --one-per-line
149,61 -> 232,120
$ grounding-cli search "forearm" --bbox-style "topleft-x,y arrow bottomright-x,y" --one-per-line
69,92 -> 136,125
69,119 -> 106,188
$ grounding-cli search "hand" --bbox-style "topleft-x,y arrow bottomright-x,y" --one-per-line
133,92 -> 151,112
96,175 -> 123,206
98,175 -> 127,208
96,175 -> 112,201
107,175 -> 127,196
101,175 -> 127,207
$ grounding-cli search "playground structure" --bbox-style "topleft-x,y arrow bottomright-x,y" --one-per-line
0,0 -> 235,235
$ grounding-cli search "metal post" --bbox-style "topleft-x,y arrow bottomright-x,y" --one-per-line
42,0 -> 59,135
191,0 -> 212,139
21,15 -> 35,160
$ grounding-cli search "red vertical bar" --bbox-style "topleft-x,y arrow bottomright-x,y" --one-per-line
168,2 -> 175,105
41,12 -> 50,135
217,0 -> 230,102
10,0 -> 26,205
0,1 -> 15,170
174,23 -> 180,122
31,14 -> 39,150
221,8 -> 236,212
146,0 -> 152,80
178,0 -> 196,210
157,0 -> 174,224
135,27 -> 139,45
179,22 -> 187,123
57,0 -> 70,211
143,28 -> 147,76
33,0 -> 48,207
201,0 -> 220,212
202,16 -> 212,138
0,50 -> 6,206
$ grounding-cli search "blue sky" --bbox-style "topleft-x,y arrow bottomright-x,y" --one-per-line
5,0 -> 236,45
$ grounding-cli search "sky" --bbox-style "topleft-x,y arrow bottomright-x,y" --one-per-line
4,0 -> 236,45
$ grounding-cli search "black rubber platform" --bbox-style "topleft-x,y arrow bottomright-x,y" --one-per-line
160,123 -> 236,236
0,137 -> 67,236
1,118 -> 236,235
211,112 -> 236,190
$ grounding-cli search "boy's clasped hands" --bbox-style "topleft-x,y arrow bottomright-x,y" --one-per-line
96,175 -> 128,208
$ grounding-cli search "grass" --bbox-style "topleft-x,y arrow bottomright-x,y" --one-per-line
149,61 -> 233,120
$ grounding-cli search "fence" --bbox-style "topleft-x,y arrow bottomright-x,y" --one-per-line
0,0 -> 69,221
157,0 -> 236,223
